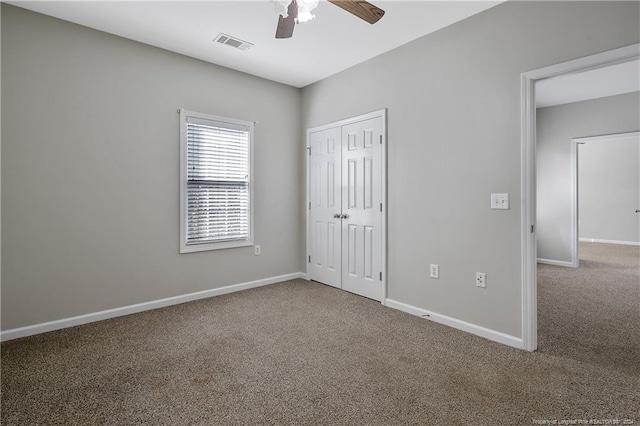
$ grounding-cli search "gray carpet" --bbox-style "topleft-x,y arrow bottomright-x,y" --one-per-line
2,242 -> 638,425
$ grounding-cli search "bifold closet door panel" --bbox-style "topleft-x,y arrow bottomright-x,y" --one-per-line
308,126 -> 343,288
341,117 -> 383,301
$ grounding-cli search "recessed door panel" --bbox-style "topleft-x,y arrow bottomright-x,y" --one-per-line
364,157 -> 373,209
328,137 -> 336,154
348,132 -> 357,151
315,164 -> 322,207
364,225 -> 374,280
348,224 -> 357,276
327,222 -> 336,271
315,221 -> 324,268
327,162 -> 335,208
364,129 -> 374,148
348,159 -> 357,209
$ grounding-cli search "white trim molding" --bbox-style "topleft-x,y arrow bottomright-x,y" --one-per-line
537,258 -> 575,268
570,138 -> 580,268
579,238 -> 640,246
385,299 -> 524,350
179,109 -> 255,254
1,272 -> 307,342
573,131 -> 640,144
521,43 -> 640,353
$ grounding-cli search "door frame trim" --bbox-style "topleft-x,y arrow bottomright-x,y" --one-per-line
520,43 -> 639,352
305,109 -> 388,303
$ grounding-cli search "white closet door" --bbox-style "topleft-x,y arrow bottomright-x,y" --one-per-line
341,117 -> 383,301
308,126 -> 342,288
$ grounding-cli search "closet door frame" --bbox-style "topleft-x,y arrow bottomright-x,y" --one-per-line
305,109 -> 387,305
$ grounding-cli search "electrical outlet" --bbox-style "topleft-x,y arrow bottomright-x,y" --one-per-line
430,264 -> 439,279
254,245 -> 261,256
476,272 -> 486,288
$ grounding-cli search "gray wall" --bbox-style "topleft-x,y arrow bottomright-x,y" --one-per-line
1,5 -> 304,330
3,2 -> 640,339
537,93 -> 640,262
579,133 -> 639,243
301,2 -> 640,337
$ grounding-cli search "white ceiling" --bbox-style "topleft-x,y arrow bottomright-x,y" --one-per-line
536,59 -> 640,108
10,0 -> 503,88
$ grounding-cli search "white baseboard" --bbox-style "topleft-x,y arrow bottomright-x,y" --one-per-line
537,258 -> 575,267
579,238 -> 640,247
384,299 -> 524,350
1,272 -> 307,342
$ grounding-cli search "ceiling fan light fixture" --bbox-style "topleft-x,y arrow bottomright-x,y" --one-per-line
272,0 -> 319,23
273,0 -> 293,18
275,0 -> 384,39
296,0 -> 320,23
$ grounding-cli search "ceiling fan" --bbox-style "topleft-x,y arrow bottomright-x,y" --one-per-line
274,0 -> 385,39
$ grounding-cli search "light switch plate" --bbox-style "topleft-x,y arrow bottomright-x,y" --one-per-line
430,264 -> 439,279
491,193 -> 509,210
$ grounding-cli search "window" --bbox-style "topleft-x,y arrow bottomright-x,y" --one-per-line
179,109 -> 253,253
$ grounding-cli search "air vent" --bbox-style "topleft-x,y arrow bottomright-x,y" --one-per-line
214,33 -> 253,51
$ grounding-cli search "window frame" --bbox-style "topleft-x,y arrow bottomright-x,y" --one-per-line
179,109 -> 254,254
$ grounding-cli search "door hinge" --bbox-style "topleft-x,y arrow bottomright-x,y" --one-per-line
379,272 -> 382,281
379,135 -> 383,144
308,255 -> 311,263
307,147 -> 311,156
380,203 -> 382,212
531,225 -> 535,233
309,201 -> 311,210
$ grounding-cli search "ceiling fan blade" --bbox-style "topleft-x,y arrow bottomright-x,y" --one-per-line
275,0 -> 298,39
328,0 -> 385,24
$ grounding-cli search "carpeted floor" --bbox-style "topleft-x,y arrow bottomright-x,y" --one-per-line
1,242 -> 638,425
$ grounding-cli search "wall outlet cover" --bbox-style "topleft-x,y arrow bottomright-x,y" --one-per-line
476,272 -> 486,288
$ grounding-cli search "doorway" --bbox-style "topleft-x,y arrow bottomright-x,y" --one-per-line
572,131 -> 640,261
521,43 -> 640,351
306,110 -> 387,302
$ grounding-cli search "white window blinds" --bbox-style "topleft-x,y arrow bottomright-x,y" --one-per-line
180,111 -> 253,252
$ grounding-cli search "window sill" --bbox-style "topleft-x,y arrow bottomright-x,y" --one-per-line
180,239 -> 253,254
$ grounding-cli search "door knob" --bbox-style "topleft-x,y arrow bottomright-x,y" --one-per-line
341,213 -> 349,219
333,213 -> 341,218
636,209 -> 640,213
